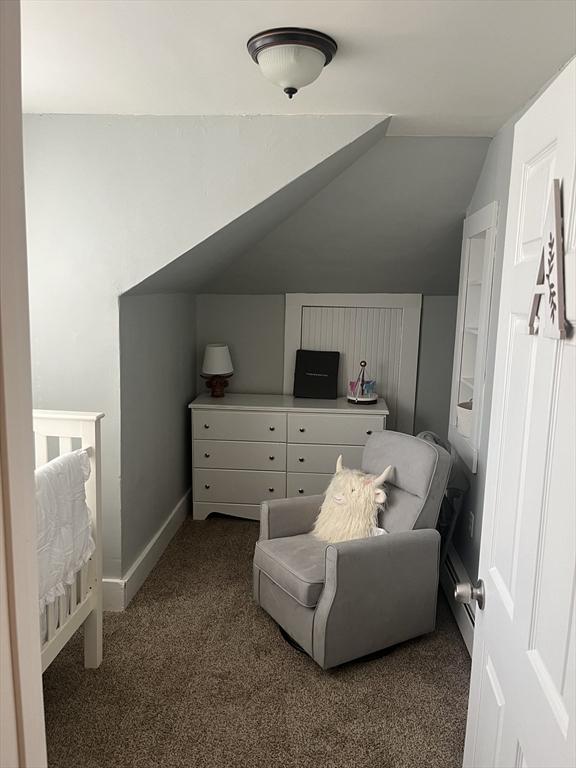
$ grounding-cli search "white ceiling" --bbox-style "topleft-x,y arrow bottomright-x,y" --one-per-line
21,0 -> 575,135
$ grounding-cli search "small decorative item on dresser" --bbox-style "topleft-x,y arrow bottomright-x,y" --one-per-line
201,344 -> 234,398
347,360 -> 378,405
293,349 -> 340,399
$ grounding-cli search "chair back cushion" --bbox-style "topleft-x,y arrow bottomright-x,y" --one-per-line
361,431 -> 451,532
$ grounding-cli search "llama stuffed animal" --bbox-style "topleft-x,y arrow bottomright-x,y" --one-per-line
312,455 -> 394,543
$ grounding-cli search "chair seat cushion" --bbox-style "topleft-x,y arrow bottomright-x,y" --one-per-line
254,534 -> 327,608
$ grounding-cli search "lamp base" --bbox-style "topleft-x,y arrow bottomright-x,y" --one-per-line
202,374 -> 232,398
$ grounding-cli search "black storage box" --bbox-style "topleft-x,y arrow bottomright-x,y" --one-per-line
293,349 -> 340,399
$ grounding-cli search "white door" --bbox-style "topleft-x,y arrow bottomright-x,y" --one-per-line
463,61 -> 575,768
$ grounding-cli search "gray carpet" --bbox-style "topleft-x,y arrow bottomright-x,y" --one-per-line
43,516 -> 471,768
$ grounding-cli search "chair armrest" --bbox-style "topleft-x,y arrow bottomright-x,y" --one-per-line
325,528 -> 440,584
313,529 -> 441,668
259,495 -> 324,540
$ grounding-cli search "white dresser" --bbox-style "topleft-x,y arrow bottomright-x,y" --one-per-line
189,394 -> 389,520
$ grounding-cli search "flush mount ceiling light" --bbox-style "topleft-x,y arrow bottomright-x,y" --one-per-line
247,27 -> 337,99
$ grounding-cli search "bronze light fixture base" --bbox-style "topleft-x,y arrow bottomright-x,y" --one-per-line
202,374 -> 232,398
247,27 -> 337,99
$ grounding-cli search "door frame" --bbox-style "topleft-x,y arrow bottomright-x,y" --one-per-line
0,2 -> 48,765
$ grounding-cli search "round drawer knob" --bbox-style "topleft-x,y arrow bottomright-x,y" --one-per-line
269,456 -> 275,461
299,427 -> 305,433
204,484 -> 210,489
268,487 -> 275,493
298,488 -> 304,494
204,453 -> 210,458
298,457 -> 305,463
269,426 -> 275,432
366,430 -> 373,435
203,424 -> 210,429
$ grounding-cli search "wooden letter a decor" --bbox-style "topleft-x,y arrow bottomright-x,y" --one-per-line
529,179 -> 568,339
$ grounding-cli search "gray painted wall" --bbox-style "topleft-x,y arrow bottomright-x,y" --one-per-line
119,293 -> 196,573
24,114 -> 377,577
196,294 -> 457,440
451,121 -> 516,581
449,67 -> 569,582
196,295 -> 285,395
414,296 -> 459,439
204,137 -> 490,295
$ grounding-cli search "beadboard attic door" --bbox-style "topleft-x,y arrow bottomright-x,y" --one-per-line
284,294 -> 422,433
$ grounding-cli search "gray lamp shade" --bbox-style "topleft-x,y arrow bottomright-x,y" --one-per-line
201,344 -> 233,376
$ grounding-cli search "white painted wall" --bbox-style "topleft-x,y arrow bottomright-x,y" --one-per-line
196,294 -> 457,439
24,114 -> 380,578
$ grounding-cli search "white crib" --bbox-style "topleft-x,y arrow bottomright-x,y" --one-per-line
33,410 -> 104,672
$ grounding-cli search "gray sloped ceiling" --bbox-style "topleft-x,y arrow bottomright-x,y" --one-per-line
127,118 -> 391,294
129,131 -> 489,298
203,136 -> 491,295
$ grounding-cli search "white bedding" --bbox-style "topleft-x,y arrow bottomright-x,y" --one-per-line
35,449 -> 95,615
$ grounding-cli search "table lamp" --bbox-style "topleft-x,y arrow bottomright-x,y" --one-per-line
201,344 -> 234,397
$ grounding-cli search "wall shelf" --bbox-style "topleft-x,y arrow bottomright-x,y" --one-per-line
449,201 -> 498,474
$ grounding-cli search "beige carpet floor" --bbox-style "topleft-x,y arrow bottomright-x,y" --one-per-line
43,516 -> 471,768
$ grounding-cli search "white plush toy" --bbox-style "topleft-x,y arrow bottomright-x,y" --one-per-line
312,455 -> 394,543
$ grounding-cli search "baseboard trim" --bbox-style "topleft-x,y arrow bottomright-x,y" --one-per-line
103,489 -> 191,612
440,544 -> 475,656
102,579 -> 125,612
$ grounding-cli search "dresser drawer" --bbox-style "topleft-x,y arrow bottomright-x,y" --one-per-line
287,473 -> 332,498
287,444 -> 363,474
194,440 -> 286,471
194,469 -> 286,505
287,413 -> 384,445
193,410 -> 286,442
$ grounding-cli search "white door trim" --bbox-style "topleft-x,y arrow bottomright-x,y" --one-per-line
0,2 -> 48,765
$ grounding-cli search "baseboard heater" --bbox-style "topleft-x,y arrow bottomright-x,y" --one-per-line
440,545 -> 475,656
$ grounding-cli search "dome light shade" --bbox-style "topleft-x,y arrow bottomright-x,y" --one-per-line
247,28 -> 337,99
257,45 -> 325,91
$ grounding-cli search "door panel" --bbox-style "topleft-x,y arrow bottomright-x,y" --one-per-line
517,145 -> 557,264
474,655 -> 505,768
491,315 -> 536,608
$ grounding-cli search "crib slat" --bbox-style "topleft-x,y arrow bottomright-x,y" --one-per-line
59,436 -> 73,455
58,594 -> 68,628
46,602 -> 57,641
70,578 -> 77,612
34,433 -> 48,467
79,563 -> 89,601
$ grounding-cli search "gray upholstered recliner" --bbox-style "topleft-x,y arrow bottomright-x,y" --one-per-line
253,431 -> 452,669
